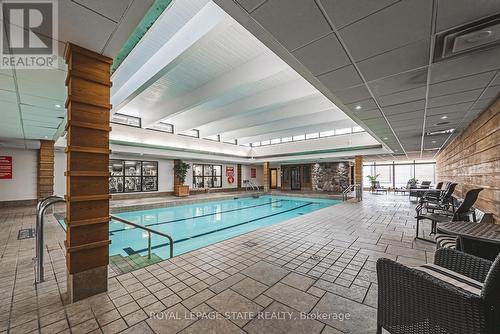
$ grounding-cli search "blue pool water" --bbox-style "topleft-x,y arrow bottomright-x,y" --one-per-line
59,195 -> 339,259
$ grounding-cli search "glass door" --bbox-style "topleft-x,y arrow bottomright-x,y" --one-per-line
270,168 -> 278,189
290,167 -> 301,190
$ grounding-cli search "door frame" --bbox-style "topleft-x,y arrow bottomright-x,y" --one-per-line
269,168 -> 278,189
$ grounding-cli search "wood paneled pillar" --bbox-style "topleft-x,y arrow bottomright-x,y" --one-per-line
263,162 -> 269,192
237,164 -> 242,189
64,43 -> 112,302
37,140 -> 54,199
355,155 -> 363,200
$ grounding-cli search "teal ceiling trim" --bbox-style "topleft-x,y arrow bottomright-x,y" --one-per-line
112,0 -> 173,72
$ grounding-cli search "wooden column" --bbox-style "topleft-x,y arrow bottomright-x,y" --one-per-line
237,164 -> 242,189
355,155 -> 363,200
37,140 -> 54,199
64,43 -> 112,302
263,162 -> 269,192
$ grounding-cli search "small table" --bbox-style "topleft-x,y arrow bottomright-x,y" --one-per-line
437,222 -> 500,260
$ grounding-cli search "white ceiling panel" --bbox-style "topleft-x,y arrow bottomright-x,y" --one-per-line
346,98 -> 378,112
428,89 -> 483,108
429,71 -> 497,97
426,102 -> 474,116
357,38 -> 430,81
435,0 -> 500,32
73,0 -> 133,22
337,0 -> 432,61
235,0 -> 266,13
292,33 -> 350,76
382,100 -> 426,116
318,0 -> 399,30
481,85 -> 500,101
368,67 -> 428,96
250,0 -> 331,51
0,75 -> 15,92
317,65 -> 363,92
332,85 -> 371,104
377,86 -> 427,107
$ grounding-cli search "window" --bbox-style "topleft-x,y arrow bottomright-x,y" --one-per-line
179,129 -> 199,138
109,160 -> 158,193
281,137 -> 292,143
320,130 -> 335,137
261,140 -> 271,146
375,164 -> 392,187
306,132 -> 319,139
352,126 -> 364,133
271,138 -> 281,144
223,139 -> 237,145
394,164 -> 413,187
415,163 -> 435,184
335,128 -> 351,135
192,164 -> 222,188
111,113 -> 141,127
293,134 -> 305,141
148,122 -> 173,133
203,134 -> 220,142
251,142 -> 261,147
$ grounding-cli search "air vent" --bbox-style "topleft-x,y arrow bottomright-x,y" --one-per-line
433,14 -> 500,62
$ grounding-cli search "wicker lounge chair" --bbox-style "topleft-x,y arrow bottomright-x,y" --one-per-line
377,248 -> 500,334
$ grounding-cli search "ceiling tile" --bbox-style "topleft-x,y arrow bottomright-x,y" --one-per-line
251,0 -> 332,51
473,96 -> 496,110
377,86 -> 427,107
236,0 -> 267,12
16,69 -> 66,101
333,85 -> 371,104
430,45 -> 500,83
59,0 -> 117,55
382,99 -> 426,116
319,0 -> 399,29
348,98 -> 378,111
0,89 -> 18,104
480,85 -> 500,101
0,75 -> 15,92
73,0 -> 133,22
292,33 -> 350,76
368,67 -> 428,96
337,0 -> 432,61
426,102 -> 473,116
435,0 -> 500,32
317,65 -> 362,91
428,89 -> 483,108
429,71 -> 496,97
357,38 -> 430,81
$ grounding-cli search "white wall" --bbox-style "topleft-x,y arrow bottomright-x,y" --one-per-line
54,151 -> 66,196
0,148 -> 37,201
241,165 -> 263,186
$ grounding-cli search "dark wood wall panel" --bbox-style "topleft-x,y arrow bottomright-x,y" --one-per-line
38,140 -> 54,199
436,98 -> 500,223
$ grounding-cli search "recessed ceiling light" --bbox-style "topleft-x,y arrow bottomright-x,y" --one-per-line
440,115 -> 448,119
431,140 -> 436,143
55,104 -> 61,108
355,105 -> 362,110
44,136 -> 48,139
383,137 -> 388,140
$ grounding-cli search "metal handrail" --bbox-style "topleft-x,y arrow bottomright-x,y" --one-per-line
342,184 -> 362,201
110,215 -> 174,259
36,195 -> 65,283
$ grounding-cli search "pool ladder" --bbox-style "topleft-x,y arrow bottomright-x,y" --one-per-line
110,215 -> 174,260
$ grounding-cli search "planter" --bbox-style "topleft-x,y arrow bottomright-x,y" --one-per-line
174,185 -> 189,197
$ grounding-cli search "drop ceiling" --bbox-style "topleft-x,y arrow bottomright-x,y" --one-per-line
214,0 -> 500,160
0,0 -> 153,146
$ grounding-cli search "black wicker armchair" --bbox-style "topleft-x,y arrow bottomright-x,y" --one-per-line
376,248 -> 500,334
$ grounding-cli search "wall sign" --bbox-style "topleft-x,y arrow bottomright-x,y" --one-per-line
251,168 -> 256,178
226,166 -> 234,184
0,156 -> 12,179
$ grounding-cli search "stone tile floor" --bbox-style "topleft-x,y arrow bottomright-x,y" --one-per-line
0,192 -> 437,334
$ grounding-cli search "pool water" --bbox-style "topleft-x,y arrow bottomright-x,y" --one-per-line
59,195 -> 339,259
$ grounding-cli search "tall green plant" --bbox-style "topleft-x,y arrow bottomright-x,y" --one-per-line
174,161 -> 190,184
366,174 -> 380,183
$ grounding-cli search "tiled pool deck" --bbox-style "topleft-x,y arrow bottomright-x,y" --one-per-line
0,192 -> 435,334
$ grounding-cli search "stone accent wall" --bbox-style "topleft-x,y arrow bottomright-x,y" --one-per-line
436,97 -> 499,224
312,162 -> 351,192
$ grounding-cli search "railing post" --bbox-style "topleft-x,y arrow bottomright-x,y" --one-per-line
148,231 -> 152,260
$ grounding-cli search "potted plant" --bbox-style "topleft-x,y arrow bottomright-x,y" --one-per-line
408,177 -> 418,187
366,174 -> 380,190
174,161 -> 190,197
